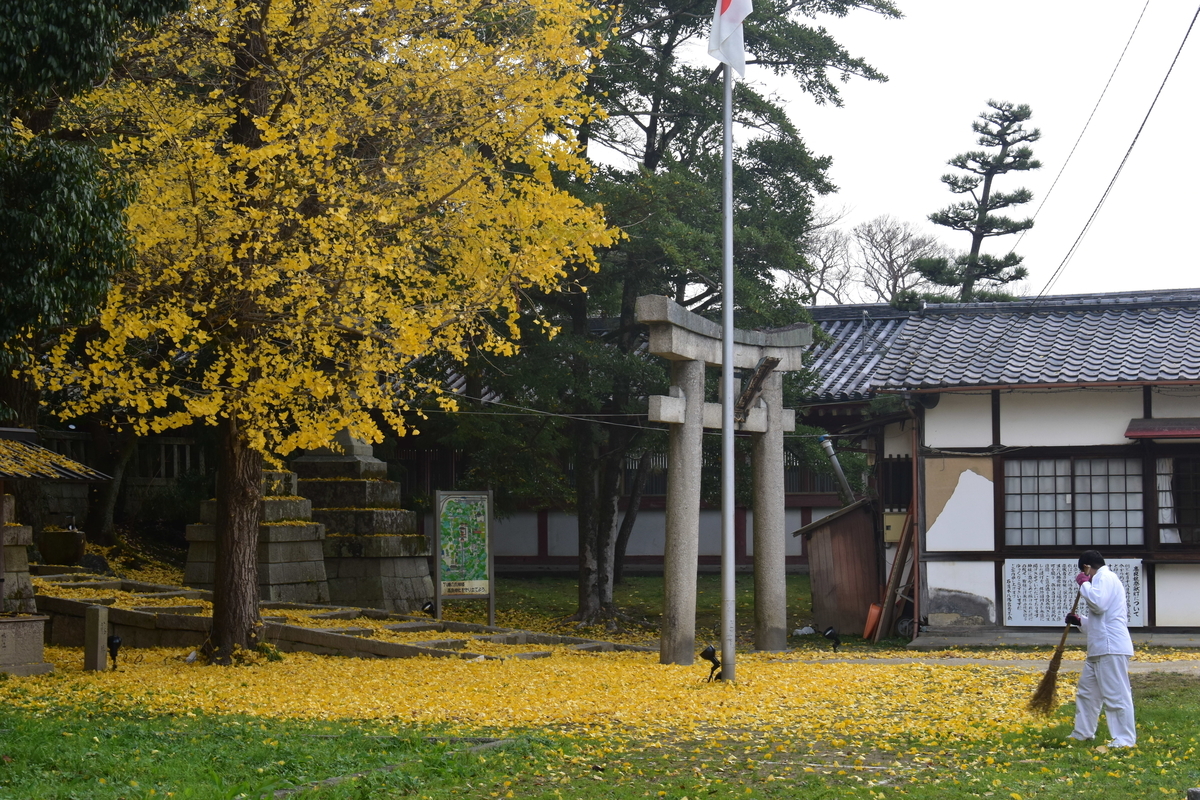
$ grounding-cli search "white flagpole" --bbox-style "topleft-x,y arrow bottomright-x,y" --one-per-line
720,62 -> 737,683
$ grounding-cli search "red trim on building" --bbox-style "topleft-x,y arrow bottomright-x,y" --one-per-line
1125,417 -> 1200,438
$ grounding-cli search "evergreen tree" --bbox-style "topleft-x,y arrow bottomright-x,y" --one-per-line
431,0 -> 900,623
911,100 -> 1040,303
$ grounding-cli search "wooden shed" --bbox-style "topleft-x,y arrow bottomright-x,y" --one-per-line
791,498 -> 880,636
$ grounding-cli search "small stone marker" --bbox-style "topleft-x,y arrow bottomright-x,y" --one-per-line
84,605 -> 109,671
1187,788 -> 1200,800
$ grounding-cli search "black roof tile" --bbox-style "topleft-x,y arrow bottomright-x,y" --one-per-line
805,289 -> 1200,399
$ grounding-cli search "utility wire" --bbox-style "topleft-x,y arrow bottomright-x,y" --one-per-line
1037,3 -> 1200,297
420,394 -> 849,437
1007,0 -> 1152,255
952,3 -> 1200,360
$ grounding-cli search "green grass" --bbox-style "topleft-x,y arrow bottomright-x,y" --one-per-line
493,572 -> 813,640
2,673 -> 1196,799
7,574 -> 1196,798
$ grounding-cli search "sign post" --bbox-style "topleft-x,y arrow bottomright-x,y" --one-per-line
434,490 -> 494,626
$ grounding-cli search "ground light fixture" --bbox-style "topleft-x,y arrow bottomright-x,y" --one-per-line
822,626 -> 841,653
107,634 -> 122,669
699,644 -> 722,681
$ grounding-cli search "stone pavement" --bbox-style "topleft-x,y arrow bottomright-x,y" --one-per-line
870,628 -> 1200,673
910,630 -> 1200,650
800,656 -> 1200,674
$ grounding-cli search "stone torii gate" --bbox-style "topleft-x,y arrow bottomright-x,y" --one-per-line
636,295 -> 810,664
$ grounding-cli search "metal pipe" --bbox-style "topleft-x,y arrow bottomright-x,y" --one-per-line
719,63 -> 736,683
819,436 -> 855,505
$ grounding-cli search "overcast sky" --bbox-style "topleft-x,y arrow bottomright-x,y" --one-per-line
758,0 -> 1200,300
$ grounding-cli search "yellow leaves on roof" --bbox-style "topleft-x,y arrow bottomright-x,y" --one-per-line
42,0 -> 616,456
0,439 -> 109,481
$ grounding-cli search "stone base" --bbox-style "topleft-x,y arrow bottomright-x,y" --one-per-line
297,479 -> 401,510
0,615 -> 53,676
184,518 -> 330,605
323,535 -> 433,613
313,508 -> 417,537
3,525 -> 36,614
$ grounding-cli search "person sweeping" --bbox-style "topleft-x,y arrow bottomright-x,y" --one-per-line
1064,550 -> 1137,748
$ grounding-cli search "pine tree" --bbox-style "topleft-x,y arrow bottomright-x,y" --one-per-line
912,100 -> 1040,303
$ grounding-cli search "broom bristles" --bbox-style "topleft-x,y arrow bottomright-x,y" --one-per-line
1028,591 -> 1081,715
1027,646 -> 1065,714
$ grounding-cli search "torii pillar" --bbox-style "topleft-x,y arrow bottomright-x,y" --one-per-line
636,295 -> 810,664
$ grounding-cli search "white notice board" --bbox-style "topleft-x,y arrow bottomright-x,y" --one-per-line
1003,558 -> 1145,627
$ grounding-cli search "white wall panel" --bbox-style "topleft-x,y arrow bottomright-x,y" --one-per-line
1000,389 -> 1142,446
883,419 -> 915,457
1151,387 -> 1200,418
927,561 -> 996,611
493,513 -> 537,556
624,509 -> 667,555
1154,565 -> 1200,626
926,469 -> 994,551
925,392 -> 992,448
547,511 -> 578,556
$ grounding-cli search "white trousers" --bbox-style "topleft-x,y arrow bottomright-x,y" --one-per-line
1071,654 -> 1136,747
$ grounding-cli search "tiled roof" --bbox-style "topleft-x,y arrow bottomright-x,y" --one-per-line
804,289 -> 1200,399
872,289 -> 1200,390
804,304 -> 910,401
0,437 -> 111,481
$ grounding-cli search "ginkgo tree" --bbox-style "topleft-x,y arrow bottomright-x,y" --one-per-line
43,0 -> 615,661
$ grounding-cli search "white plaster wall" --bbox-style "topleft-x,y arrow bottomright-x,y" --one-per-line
926,469 -> 994,551
926,561 -> 997,622
1000,389 -> 1142,446
747,509 -> 807,556
883,419 -> 914,457
625,509 -> 667,555
785,509 -> 805,556
1151,387 -> 1200,417
925,393 -> 992,448
698,511 -> 722,555
547,512 -> 578,556
1154,564 -> 1200,626
493,514 -> 538,556
493,507 -> 818,560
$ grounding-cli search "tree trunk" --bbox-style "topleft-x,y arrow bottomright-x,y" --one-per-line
595,443 -> 623,609
206,415 -> 262,663
84,426 -> 137,545
574,422 -> 601,622
614,450 -> 652,585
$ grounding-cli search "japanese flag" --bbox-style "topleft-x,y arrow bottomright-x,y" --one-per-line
708,0 -> 752,77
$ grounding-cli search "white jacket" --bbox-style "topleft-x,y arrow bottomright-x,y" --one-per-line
1078,565 -> 1134,657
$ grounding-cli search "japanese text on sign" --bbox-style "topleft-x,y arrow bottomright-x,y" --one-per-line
1003,558 -> 1144,626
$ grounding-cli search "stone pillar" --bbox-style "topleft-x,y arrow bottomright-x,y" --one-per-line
184,471 -> 330,604
1,496 -> 36,614
84,605 -> 108,671
752,372 -> 787,651
660,359 -> 705,665
291,431 -> 433,614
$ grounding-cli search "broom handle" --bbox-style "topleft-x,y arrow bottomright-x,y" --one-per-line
1056,591 -> 1082,650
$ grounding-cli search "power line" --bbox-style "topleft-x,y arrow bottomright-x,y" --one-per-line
1037,3 -> 1200,297
1007,0 -> 1152,255
418,395 -> 848,437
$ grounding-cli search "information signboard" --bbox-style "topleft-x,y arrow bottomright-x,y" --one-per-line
434,491 -> 494,625
1003,558 -> 1145,627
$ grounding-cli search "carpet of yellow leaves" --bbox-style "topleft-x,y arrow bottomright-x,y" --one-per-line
83,541 -> 186,587
8,647 -> 1054,749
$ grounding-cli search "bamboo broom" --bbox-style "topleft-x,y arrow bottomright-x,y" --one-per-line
1028,591 -> 1082,715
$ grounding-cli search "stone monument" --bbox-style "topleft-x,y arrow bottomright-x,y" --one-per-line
184,471 -> 330,603
291,430 -> 433,613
